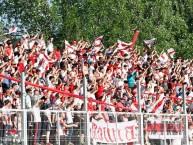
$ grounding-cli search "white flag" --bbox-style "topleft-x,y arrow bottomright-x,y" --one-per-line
144,38 -> 156,48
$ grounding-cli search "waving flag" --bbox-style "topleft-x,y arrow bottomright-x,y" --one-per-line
65,40 -> 74,53
92,36 -> 103,52
9,27 -> 18,33
130,29 -> 140,49
167,48 -> 175,58
159,52 -> 169,62
144,38 -> 156,48
113,40 -> 132,56
130,99 -> 145,112
117,40 -> 132,50
148,95 -> 165,113
3,27 -> 18,35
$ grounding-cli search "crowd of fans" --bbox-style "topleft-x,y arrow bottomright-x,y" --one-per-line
0,32 -> 192,145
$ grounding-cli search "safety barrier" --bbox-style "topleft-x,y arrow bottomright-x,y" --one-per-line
0,109 -> 190,145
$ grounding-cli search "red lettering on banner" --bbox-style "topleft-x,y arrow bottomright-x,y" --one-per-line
148,122 -> 184,133
98,127 -> 103,141
118,129 -> 124,142
107,128 -> 115,142
125,126 -> 135,141
169,123 -> 179,133
92,123 -> 98,140
103,127 -> 110,142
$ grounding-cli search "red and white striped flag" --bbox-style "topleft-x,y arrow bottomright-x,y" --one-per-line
117,40 -> 132,50
159,52 -> 169,62
148,95 -> 165,113
113,40 -> 132,56
65,40 -> 74,53
144,38 -> 156,48
92,36 -> 103,52
167,48 -> 175,58
9,27 -> 18,33
153,98 -> 165,113
3,27 -> 18,35
130,99 -> 145,112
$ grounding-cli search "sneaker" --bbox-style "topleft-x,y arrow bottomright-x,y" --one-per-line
68,142 -> 74,145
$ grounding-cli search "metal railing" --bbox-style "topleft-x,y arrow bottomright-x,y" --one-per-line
0,109 -> 190,145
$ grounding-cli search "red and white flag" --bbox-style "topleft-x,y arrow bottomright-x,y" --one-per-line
117,40 -> 132,50
113,40 -> 132,56
92,36 -> 103,52
130,99 -> 145,112
144,38 -> 156,48
153,98 -> 165,114
167,48 -> 175,58
3,27 -> 18,35
159,52 -> 169,62
148,95 -> 165,113
9,27 -> 18,33
65,40 -> 74,53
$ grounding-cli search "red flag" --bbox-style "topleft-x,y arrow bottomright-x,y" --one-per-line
130,29 -> 140,49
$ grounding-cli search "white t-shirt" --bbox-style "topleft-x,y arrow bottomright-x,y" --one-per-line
44,109 -> 51,121
33,106 -> 41,122
26,95 -> 32,109
66,108 -> 73,124
2,106 -> 11,125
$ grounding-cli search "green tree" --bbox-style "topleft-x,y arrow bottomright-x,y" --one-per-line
1,0 -> 193,59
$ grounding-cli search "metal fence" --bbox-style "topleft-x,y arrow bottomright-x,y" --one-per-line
0,109 -> 191,145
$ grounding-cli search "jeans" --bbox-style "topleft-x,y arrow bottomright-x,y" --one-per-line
67,123 -> 73,143
34,122 -> 41,144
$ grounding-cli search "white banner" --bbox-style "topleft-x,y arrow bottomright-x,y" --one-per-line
91,119 -> 138,143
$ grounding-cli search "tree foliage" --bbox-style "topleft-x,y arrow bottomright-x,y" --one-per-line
1,0 -> 193,59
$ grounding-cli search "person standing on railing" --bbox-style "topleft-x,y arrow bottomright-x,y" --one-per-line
33,99 -> 44,145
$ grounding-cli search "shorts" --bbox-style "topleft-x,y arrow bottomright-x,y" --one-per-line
45,122 -> 51,131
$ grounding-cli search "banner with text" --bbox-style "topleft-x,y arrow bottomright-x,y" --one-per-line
91,119 -> 138,143
147,119 -> 184,139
